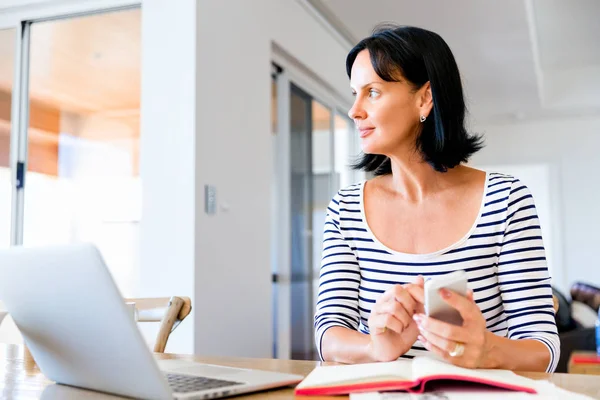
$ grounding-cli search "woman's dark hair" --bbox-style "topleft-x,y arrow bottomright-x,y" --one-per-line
346,24 -> 483,174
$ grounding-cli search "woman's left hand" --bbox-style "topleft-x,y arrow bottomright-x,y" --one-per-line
412,288 -> 489,369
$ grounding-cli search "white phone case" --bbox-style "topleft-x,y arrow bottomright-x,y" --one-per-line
424,270 -> 468,326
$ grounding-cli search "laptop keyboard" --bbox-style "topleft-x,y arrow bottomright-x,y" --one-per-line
165,373 -> 244,394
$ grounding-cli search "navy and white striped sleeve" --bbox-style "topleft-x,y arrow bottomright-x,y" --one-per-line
497,178 -> 560,372
313,192 -> 362,361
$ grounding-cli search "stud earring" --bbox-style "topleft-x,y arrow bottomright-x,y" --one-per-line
420,115 -> 426,123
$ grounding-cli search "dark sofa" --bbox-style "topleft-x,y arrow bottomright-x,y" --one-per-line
553,282 -> 600,372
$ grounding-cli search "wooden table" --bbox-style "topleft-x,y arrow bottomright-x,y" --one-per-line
2,344 -> 600,399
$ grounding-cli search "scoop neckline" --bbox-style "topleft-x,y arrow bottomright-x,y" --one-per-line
359,171 -> 490,260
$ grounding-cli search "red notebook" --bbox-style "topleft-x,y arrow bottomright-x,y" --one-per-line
571,354 -> 600,364
295,356 -> 538,396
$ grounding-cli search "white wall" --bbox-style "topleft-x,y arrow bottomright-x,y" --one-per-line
139,0 -> 197,354
471,116 -> 600,294
140,0 -> 352,358
193,0 -> 350,358
0,0 -> 53,7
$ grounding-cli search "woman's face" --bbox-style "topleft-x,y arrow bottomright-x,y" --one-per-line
348,50 -> 430,156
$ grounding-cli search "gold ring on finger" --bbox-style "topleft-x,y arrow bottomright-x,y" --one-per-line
448,341 -> 465,357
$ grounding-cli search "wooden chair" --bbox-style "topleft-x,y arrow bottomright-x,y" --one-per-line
124,296 -> 192,353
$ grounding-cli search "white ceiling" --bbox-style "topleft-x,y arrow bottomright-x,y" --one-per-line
534,0 -> 600,70
310,0 -> 600,124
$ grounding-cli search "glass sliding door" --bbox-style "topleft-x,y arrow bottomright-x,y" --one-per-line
0,28 -> 16,249
289,84 -> 314,360
20,8 -> 141,297
271,63 -> 358,360
289,87 -> 339,360
270,69 -> 279,358
310,100 -> 333,348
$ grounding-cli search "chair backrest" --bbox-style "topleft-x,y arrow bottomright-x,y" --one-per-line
124,296 -> 192,353
570,282 -> 600,312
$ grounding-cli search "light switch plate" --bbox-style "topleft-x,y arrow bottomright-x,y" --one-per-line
205,185 -> 216,215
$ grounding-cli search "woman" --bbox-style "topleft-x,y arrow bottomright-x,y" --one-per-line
314,25 -> 559,372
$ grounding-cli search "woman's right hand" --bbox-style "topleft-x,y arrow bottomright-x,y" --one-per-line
367,277 -> 424,362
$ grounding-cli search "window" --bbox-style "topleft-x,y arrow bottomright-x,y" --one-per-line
22,9 -> 141,297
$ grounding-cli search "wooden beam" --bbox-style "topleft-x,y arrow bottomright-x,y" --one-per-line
0,120 -> 10,170
28,128 -> 59,176
0,89 -> 61,133
0,88 -> 140,177
0,89 -> 59,175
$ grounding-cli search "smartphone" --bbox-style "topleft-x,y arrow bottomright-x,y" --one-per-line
424,270 -> 468,326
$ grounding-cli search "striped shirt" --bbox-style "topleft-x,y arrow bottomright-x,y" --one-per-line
314,172 -> 560,372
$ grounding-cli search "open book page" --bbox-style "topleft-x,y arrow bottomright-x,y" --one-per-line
350,381 -> 596,399
351,390 -> 536,399
410,356 -> 537,391
296,359 -> 413,389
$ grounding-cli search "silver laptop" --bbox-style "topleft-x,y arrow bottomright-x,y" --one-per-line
0,243 -> 303,399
